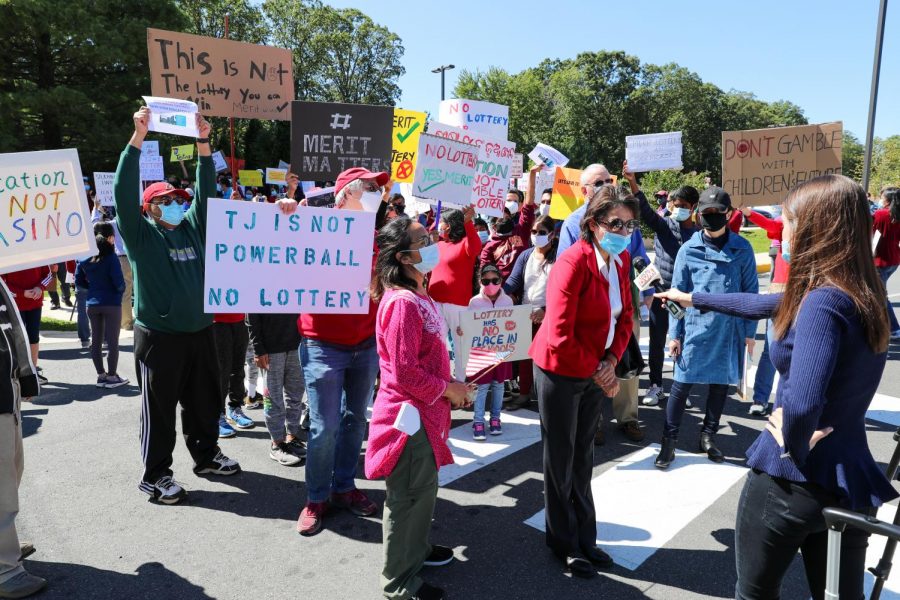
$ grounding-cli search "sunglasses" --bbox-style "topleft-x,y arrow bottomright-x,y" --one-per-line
531,229 -> 550,235
481,277 -> 501,285
149,195 -> 186,207
591,178 -> 614,186
598,218 -> 640,234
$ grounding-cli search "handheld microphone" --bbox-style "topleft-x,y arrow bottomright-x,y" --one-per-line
632,257 -> 685,320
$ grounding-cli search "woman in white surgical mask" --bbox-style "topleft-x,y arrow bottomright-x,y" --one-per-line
538,188 -> 553,217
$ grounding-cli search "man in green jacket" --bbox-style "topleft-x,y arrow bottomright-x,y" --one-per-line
115,106 -> 240,505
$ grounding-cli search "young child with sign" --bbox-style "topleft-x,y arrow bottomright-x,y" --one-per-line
462,263 -> 514,441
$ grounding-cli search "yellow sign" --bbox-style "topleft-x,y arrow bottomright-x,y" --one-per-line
549,169 -> 617,220
391,108 -> 427,183
170,144 -> 194,162
238,169 -> 263,187
265,167 -> 287,185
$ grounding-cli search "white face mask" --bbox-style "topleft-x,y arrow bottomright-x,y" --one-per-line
505,200 -> 519,215
531,234 -> 550,248
359,190 -> 383,212
538,203 -> 551,217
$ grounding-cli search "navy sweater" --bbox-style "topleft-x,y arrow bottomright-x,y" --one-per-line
694,288 -> 897,509
75,254 -> 126,307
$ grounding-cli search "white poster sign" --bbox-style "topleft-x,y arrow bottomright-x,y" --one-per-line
458,304 -> 534,380
139,156 -> 164,181
94,172 -> 116,207
142,96 -> 200,138
528,143 -> 569,171
212,151 -> 228,173
411,133 -> 480,207
438,98 -> 509,140
625,131 -> 683,172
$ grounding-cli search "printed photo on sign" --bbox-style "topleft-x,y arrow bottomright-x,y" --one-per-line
392,108 -> 427,183
290,101 -> 393,180
528,142 -> 569,171
438,98 -> 509,140
625,132 -> 683,172
304,186 -> 335,208
411,133 -> 480,207
204,199 -> 375,314
0,149 -> 94,274
170,144 -> 195,162
142,96 -> 200,138
147,28 -> 294,121
94,172 -> 116,207
458,304 -> 534,380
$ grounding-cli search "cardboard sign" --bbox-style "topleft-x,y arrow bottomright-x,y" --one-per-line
238,170 -> 263,187
511,153 -> 524,178
212,151 -> 228,172
548,167 -> 584,220
528,143 -> 569,171
170,144 -> 195,162
0,149 -> 94,274
392,108 -> 427,183
147,28 -> 293,121
438,98 -> 509,140
722,122 -> 842,207
142,96 -> 200,137
94,172 -> 116,207
458,304 -> 533,380
204,198 -> 375,314
290,101 -> 392,180
304,186 -> 336,208
626,131 -> 683,172
411,133 -> 480,207
139,156 -> 164,181
265,168 -> 287,185
426,122 -> 515,217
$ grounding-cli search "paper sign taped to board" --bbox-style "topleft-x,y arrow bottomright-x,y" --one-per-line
411,133 -> 480,207
212,151 -> 228,173
238,170 -> 263,187
93,172 -> 115,207
625,131 -> 683,172
0,149 -> 94,274
204,198 -> 375,314
426,121 -> 515,217
170,144 -> 195,162
528,143 -> 569,171
392,108 -> 426,183
265,168 -> 287,185
721,122 -> 842,207
291,101 -> 393,180
438,99 -> 509,140
147,28 -> 294,121
142,96 -> 200,138
458,304 -> 533,380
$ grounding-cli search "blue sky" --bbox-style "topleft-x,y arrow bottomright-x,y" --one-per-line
325,0 -> 898,139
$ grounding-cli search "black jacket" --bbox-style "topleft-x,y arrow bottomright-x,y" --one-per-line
247,313 -> 302,356
0,322 -> 39,415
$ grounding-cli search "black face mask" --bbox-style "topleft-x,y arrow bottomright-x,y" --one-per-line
700,213 -> 728,231
495,218 -> 514,235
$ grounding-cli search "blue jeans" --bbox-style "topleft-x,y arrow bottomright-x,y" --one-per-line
752,320 -> 777,405
75,286 -> 90,342
879,266 -> 900,332
474,381 -> 503,424
300,337 -> 378,503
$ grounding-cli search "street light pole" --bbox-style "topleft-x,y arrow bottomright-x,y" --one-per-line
431,64 -> 455,101
862,0 -> 888,193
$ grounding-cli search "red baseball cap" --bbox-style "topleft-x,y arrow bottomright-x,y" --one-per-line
334,167 -> 389,196
142,181 -> 190,210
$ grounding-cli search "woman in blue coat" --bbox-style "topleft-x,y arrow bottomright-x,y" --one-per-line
655,187 -> 758,468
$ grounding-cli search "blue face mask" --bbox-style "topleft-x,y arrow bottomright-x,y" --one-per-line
672,207 -> 692,222
598,231 -> 630,256
158,202 -> 185,227
412,243 -> 440,274
781,239 -> 791,263
477,231 -> 490,245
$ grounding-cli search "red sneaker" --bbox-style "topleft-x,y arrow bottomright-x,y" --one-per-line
297,502 -> 328,536
330,488 -> 377,517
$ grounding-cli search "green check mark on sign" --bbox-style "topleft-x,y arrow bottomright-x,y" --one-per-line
396,121 -> 420,143
416,181 -> 443,194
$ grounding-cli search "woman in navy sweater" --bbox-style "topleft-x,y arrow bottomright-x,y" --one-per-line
75,222 -> 128,389
659,175 -> 895,600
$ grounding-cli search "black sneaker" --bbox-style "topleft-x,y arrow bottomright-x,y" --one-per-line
35,368 -> 48,384
411,582 -> 444,600
287,438 -> 307,458
139,475 -> 187,505
193,450 -> 241,476
423,545 -> 454,567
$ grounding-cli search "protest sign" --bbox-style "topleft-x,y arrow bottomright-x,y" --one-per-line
528,143 -> 569,171
277,159 -> 290,170
515,169 -> 555,200
147,28 -> 293,121
139,155 -> 164,181
511,153 -> 524,178
411,133 -> 479,207
392,108 -> 427,183
170,144 -> 195,162
426,122 -> 515,217
721,122 -> 842,207
212,151 -> 228,172
238,170 -> 263,187
291,101 -> 392,180
438,99 -> 509,140
141,141 -> 160,157
265,168 -> 287,185
458,304 -> 533,380
94,172 -> 115,207
549,167 -> 584,220
625,131 -> 683,172
142,96 -> 200,137
204,198 -> 375,314
0,149 -> 94,274
304,186 -> 335,208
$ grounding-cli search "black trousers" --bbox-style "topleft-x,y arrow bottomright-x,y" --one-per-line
648,297 -> 670,387
534,365 -> 604,557
664,381 -> 729,438
735,469 -> 870,600
135,324 -> 222,484
213,321 -> 249,410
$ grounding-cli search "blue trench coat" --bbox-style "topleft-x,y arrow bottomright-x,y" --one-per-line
669,231 -> 759,385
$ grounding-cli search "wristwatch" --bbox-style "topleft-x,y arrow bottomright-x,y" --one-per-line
197,137 -> 209,144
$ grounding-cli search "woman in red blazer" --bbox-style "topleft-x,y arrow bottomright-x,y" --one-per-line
529,184 -> 637,579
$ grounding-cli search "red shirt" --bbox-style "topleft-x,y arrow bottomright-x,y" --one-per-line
747,211 -> 789,285
1,267 -> 53,312
874,208 -> 900,268
529,240 -> 634,379
429,221 -> 482,307
728,209 -> 743,234
214,313 -> 245,324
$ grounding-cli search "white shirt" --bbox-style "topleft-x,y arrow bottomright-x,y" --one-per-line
523,251 -> 551,307
594,246 -> 623,350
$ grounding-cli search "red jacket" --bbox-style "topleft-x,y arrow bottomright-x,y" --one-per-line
874,208 -> 900,268
747,211 -> 789,286
429,221 -> 483,306
529,240 -> 634,379
480,203 -> 536,280
2,267 -> 53,311
728,209 -> 743,234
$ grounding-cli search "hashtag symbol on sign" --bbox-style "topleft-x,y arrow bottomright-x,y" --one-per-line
329,113 -> 352,130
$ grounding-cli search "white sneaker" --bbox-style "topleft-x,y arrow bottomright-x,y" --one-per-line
748,403 -> 769,416
642,385 -> 665,406
193,450 -> 241,476
140,475 -> 187,505
269,442 -> 302,466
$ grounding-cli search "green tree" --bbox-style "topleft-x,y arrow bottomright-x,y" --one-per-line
870,135 -> 900,194
842,130 -> 865,183
177,0 -> 267,43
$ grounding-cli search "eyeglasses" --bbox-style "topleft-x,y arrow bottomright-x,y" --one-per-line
531,229 -> 550,235
149,195 -> 186,207
598,218 -> 640,234
591,178 -> 614,187
481,277 -> 501,285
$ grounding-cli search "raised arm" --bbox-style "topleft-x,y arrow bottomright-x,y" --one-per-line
184,115 -> 214,240
462,206 -> 482,257
744,209 -> 784,241
114,107 -> 150,250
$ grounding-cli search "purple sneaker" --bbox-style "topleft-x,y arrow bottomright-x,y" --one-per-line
489,417 -> 502,436
473,422 -> 486,441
